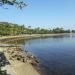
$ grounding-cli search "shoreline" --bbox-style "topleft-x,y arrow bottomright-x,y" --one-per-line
0,46 -> 41,75
0,33 -> 71,43
0,33 -> 71,39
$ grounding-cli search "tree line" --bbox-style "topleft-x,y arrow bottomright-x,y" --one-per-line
0,22 -> 75,36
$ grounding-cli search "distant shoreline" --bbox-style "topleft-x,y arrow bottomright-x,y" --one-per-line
0,33 -> 72,41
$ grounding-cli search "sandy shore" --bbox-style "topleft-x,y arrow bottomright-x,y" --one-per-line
0,47 -> 41,75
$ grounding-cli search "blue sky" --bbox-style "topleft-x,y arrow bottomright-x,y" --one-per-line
0,0 -> 75,29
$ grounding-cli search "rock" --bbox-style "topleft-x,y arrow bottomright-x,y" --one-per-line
30,60 -> 38,66
17,57 -> 20,61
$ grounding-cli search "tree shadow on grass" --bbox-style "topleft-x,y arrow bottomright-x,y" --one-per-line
0,52 -> 10,75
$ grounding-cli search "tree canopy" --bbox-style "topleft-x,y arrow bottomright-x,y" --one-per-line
0,0 -> 27,9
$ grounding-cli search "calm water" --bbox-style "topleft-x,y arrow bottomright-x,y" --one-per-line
23,34 -> 75,75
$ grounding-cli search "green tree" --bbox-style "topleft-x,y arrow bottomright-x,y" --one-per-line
0,0 -> 27,9
72,30 -> 75,33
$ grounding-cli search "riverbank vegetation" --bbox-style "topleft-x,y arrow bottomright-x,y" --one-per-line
0,22 -> 75,36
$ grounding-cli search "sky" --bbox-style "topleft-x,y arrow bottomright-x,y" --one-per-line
0,0 -> 75,29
